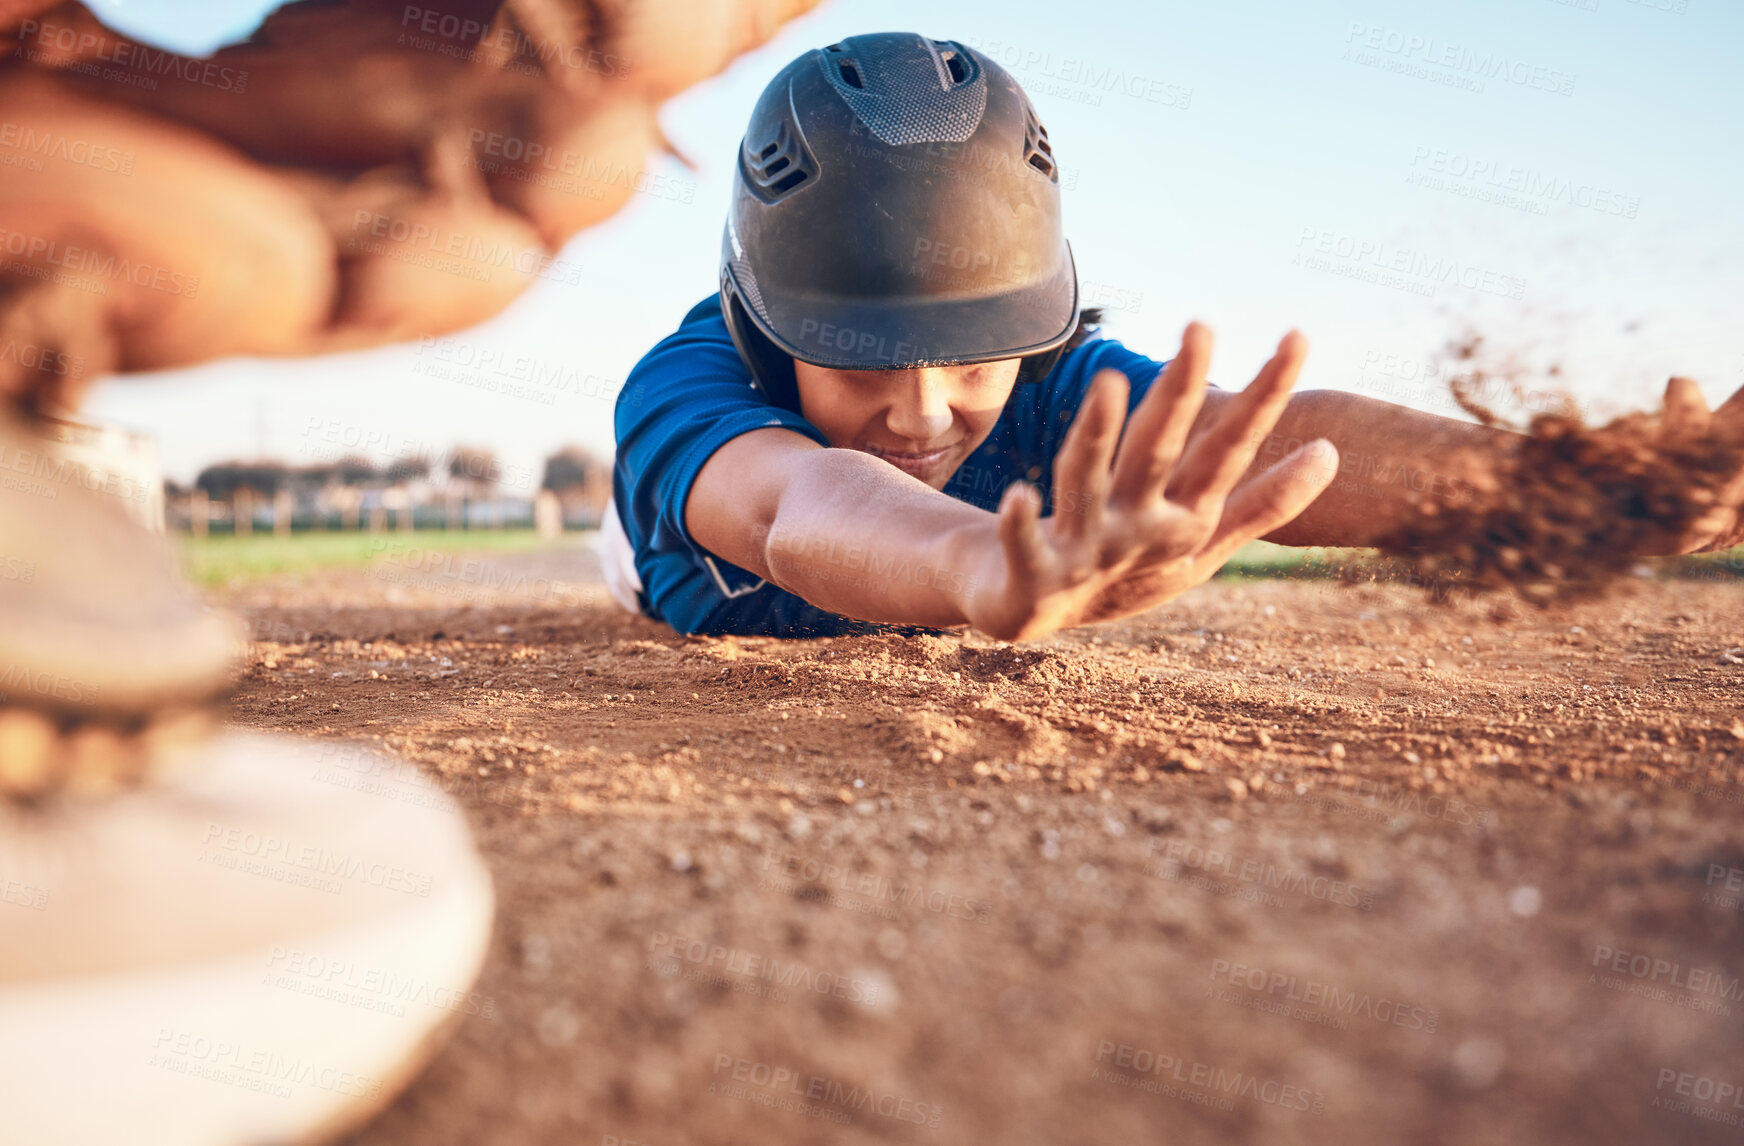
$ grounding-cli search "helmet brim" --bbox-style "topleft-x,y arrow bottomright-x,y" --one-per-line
730,243 -> 1079,371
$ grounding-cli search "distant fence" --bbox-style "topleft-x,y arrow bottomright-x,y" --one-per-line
169,490 -> 600,537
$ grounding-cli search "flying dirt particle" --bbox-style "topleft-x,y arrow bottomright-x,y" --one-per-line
536,1004 -> 580,1048
1376,377 -> 1744,605
520,933 -> 552,977
1507,886 -> 1542,918
856,967 -> 899,1010
1452,1038 -> 1507,1090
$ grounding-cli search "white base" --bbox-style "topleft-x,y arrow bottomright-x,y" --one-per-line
0,735 -> 496,1146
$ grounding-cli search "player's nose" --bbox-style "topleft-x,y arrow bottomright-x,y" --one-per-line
883,368 -> 954,444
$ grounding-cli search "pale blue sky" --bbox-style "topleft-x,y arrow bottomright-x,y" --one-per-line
82,0 -> 1744,484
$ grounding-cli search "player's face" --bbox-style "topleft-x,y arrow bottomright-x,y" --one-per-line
792,358 -> 1022,490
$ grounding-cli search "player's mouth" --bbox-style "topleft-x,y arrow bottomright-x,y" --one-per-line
861,441 -> 959,480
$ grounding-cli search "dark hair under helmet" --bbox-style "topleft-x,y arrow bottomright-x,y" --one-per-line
719,31 -> 1079,411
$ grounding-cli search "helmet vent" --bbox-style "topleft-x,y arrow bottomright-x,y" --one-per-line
815,34 -> 987,145
1022,104 -> 1057,182
938,47 -> 969,85
741,118 -> 818,203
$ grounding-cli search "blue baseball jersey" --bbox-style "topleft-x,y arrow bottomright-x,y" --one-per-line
611,296 -> 1170,637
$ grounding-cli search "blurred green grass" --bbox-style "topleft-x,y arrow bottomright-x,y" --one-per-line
1216,541 -> 1369,579
175,533 -> 1741,590
177,529 -> 574,587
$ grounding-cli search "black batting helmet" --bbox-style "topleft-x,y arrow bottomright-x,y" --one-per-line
719,31 -> 1079,410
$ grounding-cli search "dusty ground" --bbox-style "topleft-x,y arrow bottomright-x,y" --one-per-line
214,542 -> 1744,1146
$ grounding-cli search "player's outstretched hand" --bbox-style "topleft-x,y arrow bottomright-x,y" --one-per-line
962,323 -> 1338,642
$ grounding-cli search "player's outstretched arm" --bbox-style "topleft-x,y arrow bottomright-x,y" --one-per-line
686,323 -> 1340,641
687,426 -> 997,629
1236,377 -> 1744,554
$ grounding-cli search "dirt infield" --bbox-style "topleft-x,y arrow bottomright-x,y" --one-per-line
214,544 -> 1744,1146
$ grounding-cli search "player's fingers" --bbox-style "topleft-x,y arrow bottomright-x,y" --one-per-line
1169,330 -> 1308,510
1050,368 -> 1127,543
1662,376 -> 1711,438
1199,439 -> 1339,561
996,480 -> 1047,595
1109,322 -> 1212,505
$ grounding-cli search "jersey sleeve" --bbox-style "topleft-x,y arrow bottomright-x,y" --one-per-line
1040,336 -> 1173,458
613,303 -> 831,571
1014,335 -> 1173,513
